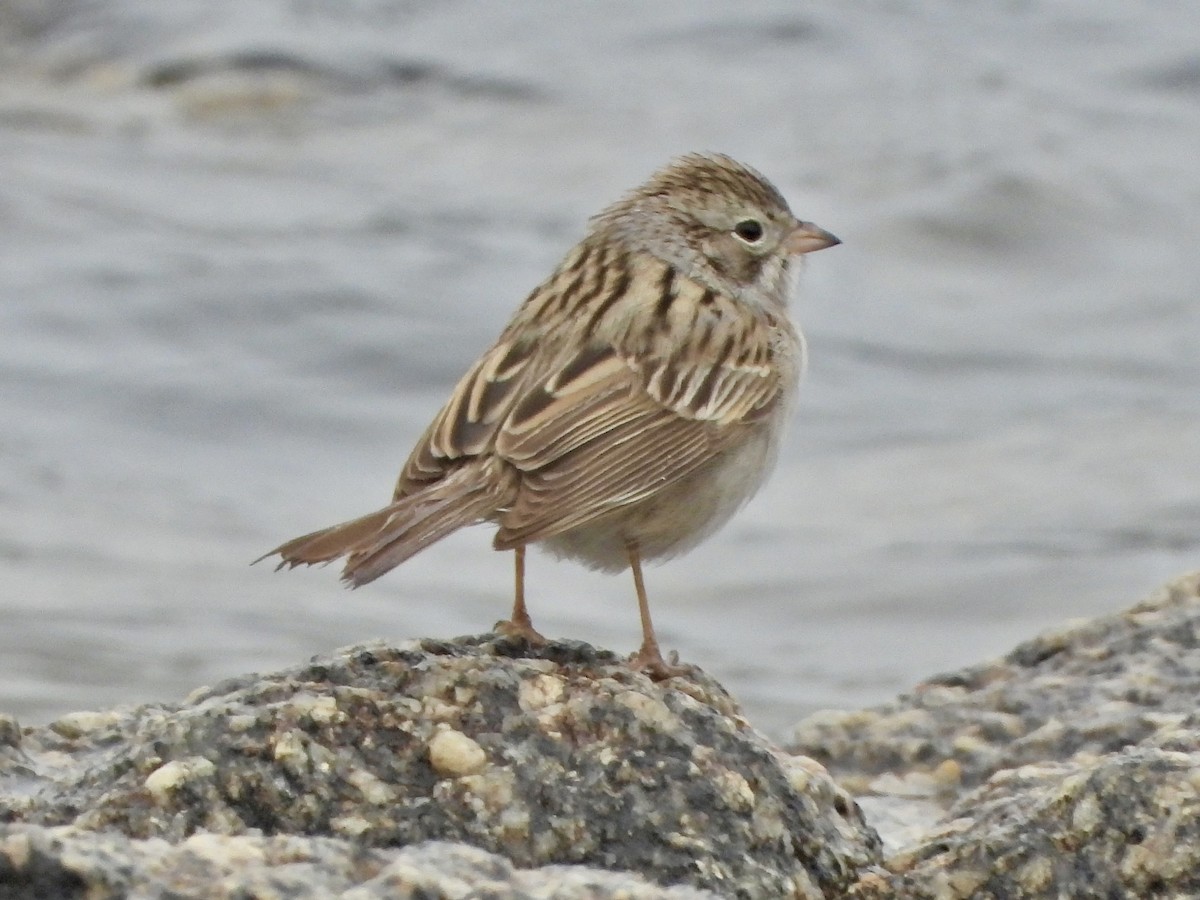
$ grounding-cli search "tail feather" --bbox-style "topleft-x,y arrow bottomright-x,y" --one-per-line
256,464 -> 512,587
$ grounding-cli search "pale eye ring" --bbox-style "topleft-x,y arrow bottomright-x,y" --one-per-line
733,219 -> 764,243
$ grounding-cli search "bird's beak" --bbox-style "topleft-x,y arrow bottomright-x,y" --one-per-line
784,221 -> 841,255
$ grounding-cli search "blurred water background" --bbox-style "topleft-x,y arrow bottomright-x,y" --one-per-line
1,1 -> 1197,737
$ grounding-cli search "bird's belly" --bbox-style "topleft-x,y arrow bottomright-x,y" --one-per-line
538,421 -> 783,572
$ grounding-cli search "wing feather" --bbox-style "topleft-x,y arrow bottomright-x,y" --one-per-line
394,337 -> 537,498
491,331 -> 783,546
394,256 -> 788,546
494,413 -> 717,547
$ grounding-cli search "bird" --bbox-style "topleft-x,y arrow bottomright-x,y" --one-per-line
257,153 -> 839,677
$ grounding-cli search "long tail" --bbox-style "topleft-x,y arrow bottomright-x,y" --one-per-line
255,464 -> 513,587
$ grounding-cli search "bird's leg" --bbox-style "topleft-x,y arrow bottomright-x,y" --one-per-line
495,545 -> 547,645
626,540 -> 685,678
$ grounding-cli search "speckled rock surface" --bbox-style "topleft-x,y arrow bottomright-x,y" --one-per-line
786,571 -> 1200,898
0,828 -> 722,899
10,574 -> 1198,900
790,571 -> 1200,795
0,635 -> 880,899
845,742 -> 1200,899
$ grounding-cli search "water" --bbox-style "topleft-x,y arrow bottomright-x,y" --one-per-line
2,1 -> 1198,737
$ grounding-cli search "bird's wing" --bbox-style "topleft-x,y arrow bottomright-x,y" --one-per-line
490,320 -> 784,548
392,237 -> 610,498
394,246 -> 790,546
393,335 -> 539,498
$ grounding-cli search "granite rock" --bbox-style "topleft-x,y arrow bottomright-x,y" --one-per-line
9,570 -> 1199,899
789,571 -> 1200,897
845,742 -> 1200,899
790,571 -> 1200,794
0,829 -> 723,899
0,635 -> 880,899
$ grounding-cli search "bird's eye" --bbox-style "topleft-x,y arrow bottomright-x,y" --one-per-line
733,219 -> 764,243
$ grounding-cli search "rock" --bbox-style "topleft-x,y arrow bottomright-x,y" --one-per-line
788,571 -> 1200,897
0,635 -> 881,899
845,743 -> 1200,899
12,570 -> 1197,898
0,829 -> 723,899
790,571 -> 1200,795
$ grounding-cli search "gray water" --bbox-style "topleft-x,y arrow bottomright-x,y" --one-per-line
2,1 -> 1197,738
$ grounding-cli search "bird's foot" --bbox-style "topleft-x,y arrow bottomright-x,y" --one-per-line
628,644 -> 692,680
494,617 -> 548,647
